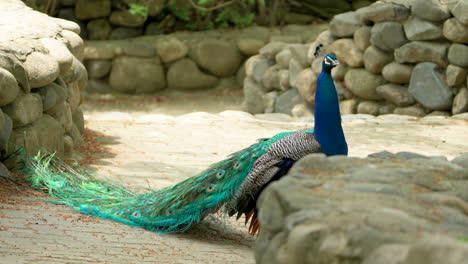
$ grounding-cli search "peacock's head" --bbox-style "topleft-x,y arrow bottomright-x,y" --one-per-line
322,54 -> 339,72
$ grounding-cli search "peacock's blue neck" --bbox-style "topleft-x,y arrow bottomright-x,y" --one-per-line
313,69 -> 348,156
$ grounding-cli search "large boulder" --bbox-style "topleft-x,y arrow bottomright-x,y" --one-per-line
329,11 -> 362,37
443,18 -> 468,44
448,44 -> 468,68
0,68 -> 20,106
376,84 -> 414,107
245,55 -> 275,83
411,0 -> 451,22
370,22 -> 408,51
167,58 -> 218,90
109,10 -> 147,27
395,41 -> 449,67
85,59 -> 112,79
3,92 -> 43,128
363,46 -> 394,74
356,2 -> 410,24
382,62 -> 413,84
453,88 -> 468,115
242,77 -> 266,114
192,39 -> 242,77
329,38 -> 364,67
353,26 -> 371,51
295,68 -> 317,104
409,63 -> 453,110
404,17 -> 443,41
156,37 -> 188,63
23,52 -> 60,88
445,65 -> 467,87
86,19 -> 112,40
109,56 -> 166,93
344,68 -> 385,100
274,88 -> 303,115
451,0 -> 468,25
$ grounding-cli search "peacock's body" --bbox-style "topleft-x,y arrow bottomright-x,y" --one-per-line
24,50 -> 347,235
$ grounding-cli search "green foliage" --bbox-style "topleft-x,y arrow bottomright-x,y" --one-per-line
128,3 -> 148,17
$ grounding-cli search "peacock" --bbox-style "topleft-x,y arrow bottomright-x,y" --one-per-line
24,45 -> 347,235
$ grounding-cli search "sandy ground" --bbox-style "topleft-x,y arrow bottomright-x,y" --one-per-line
1,89 -> 468,263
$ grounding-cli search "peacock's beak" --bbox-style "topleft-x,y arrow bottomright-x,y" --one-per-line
331,59 -> 339,66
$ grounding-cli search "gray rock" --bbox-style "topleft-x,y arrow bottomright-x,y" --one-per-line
344,68 -> 385,100
259,42 -> 287,58
110,56 -> 166,93
357,101 -> 380,115
370,22 -> 408,51
452,88 -> 468,115
443,18 -> 468,44
363,46 -> 394,74
395,41 -> 449,67
75,0 -> 111,20
278,70 -> 290,91
403,236 -> 468,264
291,104 -> 312,118
357,2 -> 410,24
110,27 -> 143,40
62,57 -> 87,84
262,91 -> 277,113
452,0 -> 468,25
0,113 -> 12,152
144,22 -> 164,36
12,115 -> 64,156
274,88 -> 303,115
0,68 -> 20,106
61,30 -> 84,61
353,26 -> 371,51
86,19 -> 111,40
66,82 -> 81,112
3,92 -> 43,128
40,38 -> 74,76
394,105 -> 426,117
64,135 -> 74,154
448,44 -> 468,67
340,99 -> 358,114
85,60 -> 112,79
288,44 -> 309,68
331,63 -> 348,81
192,39 -> 242,77
426,110 -> 450,117
404,17 -> 443,41
37,82 -> 67,111
411,0 -> 451,22
23,52 -> 60,88
71,108 -> 84,135
452,153 -> 468,168
382,62 -> 414,84
156,37 -> 188,63
446,65 -> 467,87
275,49 -> 292,69
242,77 -> 265,114
363,244 -> 410,264
245,55 -> 275,83
262,65 -> 282,91
295,68 -> 318,104
269,35 -> 302,44
379,104 -> 396,115
0,53 -> 30,93
289,58 -> 305,88
48,102 -> 73,133
329,38 -> 364,67
167,58 -> 218,90
109,10 -> 147,27
377,84 -> 414,106
409,63 -> 452,110
237,38 -> 265,56
118,41 -> 156,57
329,11 -> 362,37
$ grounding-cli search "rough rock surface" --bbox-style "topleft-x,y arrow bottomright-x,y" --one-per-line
167,58 -> 218,90
370,22 -> 407,51
395,41 -> 449,67
329,11 -> 362,37
356,2 -> 410,24
409,63 -> 453,110
345,68 -> 385,100
256,152 -> 468,264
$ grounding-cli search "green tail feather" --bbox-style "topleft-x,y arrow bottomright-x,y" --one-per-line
23,142 -> 268,233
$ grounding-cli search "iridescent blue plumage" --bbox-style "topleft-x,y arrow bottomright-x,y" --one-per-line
24,48 -> 347,235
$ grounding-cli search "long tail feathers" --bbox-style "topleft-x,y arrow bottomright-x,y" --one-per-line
23,142 -> 266,233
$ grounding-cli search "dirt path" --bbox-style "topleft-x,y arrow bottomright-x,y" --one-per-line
1,91 -> 468,263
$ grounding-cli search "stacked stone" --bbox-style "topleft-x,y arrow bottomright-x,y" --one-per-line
54,0 -> 375,40
243,0 -> 468,117
84,25 -> 327,94
0,0 -> 86,161
255,151 -> 468,264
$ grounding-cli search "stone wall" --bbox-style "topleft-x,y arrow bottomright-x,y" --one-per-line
255,151 -> 468,264
242,0 -> 468,117
49,0 -> 375,40
0,0 -> 86,162
84,25 -> 328,94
